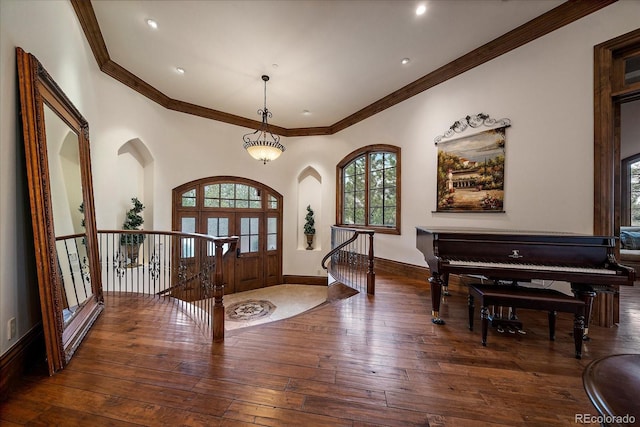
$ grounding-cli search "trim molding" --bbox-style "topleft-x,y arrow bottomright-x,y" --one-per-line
283,275 -> 327,286
0,325 -> 44,401
70,0 -> 615,135
374,257 -> 429,281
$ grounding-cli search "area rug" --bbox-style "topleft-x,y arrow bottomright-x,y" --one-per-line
222,284 -> 328,330
226,299 -> 276,321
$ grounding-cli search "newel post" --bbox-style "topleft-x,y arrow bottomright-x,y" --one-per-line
367,232 -> 375,295
212,240 -> 226,343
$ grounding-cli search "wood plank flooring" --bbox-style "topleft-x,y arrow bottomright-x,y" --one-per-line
2,273 -> 639,426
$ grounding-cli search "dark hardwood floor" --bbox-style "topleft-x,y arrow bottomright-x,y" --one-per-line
2,273 -> 639,426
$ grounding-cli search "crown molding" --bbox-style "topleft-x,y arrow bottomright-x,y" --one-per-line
70,0 -> 616,137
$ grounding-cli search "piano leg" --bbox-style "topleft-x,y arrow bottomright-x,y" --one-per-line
574,314 -> 585,359
548,311 -> 556,340
480,306 -> 489,346
428,272 -> 445,325
468,294 -> 474,330
571,285 -> 597,341
442,272 -> 450,296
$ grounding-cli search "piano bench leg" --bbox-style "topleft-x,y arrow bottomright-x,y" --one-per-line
548,310 -> 557,341
574,315 -> 585,359
468,294 -> 475,331
480,306 -> 489,346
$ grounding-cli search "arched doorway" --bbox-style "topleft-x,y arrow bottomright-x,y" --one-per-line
173,176 -> 283,293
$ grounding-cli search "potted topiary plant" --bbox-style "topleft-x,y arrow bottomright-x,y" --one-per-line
304,204 -> 316,250
120,197 -> 145,265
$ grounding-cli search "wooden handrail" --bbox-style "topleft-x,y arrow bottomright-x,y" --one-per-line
322,226 -> 375,295
95,230 -> 238,343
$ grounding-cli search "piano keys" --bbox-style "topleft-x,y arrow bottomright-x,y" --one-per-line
416,226 -> 635,328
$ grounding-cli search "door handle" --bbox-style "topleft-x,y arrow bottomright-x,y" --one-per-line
236,247 -> 241,258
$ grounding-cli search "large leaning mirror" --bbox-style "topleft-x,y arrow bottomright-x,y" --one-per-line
16,47 -> 103,375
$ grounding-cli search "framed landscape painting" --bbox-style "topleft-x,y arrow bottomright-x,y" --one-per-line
436,126 -> 507,212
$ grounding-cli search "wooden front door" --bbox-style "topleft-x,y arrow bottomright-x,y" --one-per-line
172,177 -> 283,296
235,213 -> 264,292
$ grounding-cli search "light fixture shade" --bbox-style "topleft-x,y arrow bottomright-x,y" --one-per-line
242,75 -> 285,164
244,137 -> 285,163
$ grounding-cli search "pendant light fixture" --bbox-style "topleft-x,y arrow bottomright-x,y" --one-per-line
242,75 -> 285,164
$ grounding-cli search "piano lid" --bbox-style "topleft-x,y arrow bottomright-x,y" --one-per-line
416,226 -> 617,246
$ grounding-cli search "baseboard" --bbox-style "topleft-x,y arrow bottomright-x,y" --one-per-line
0,324 -> 45,401
283,275 -> 327,286
374,257 -> 429,280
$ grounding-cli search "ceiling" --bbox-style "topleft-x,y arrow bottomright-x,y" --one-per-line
89,0 -> 569,130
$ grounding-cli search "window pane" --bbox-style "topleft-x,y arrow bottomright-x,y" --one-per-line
236,200 -> 249,208
267,217 -> 277,250
370,152 -> 384,170
354,157 -> 366,174
181,189 -> 196,207
384,188 -> 396,206
370,169 -> 383,189
207,218 -> 219,236
221,183 -> 235,199
236,184 -> 248,200
250,235 -> 259,252
241,218 -> 249,234
369,188 -> 383,207
369,207 -> 383,225
240,235 -> 250,253
384,207 -> 396,226
250,200 -> 262,208
355,207 -> 365,225
250,217 -> 259,231
267,234 -> 277,250
181,217 -> 196,233
268,195 -> 278,209
268,217 -> 277,234
384,152 -> 397,168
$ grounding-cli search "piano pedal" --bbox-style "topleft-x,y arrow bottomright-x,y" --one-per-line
497,326 -> 505,333
507,326 -> 516,334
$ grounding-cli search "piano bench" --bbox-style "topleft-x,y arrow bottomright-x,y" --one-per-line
467,284 -> 587,359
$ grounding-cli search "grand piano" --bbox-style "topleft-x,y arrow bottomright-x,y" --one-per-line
416,227 -> 635,330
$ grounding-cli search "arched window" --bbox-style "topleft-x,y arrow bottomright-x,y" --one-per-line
336,144 -> 401,234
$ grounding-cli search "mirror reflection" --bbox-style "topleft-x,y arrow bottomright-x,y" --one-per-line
43,103 -> 93,327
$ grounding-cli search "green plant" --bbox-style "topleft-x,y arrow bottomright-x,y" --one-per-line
120,197 -> 145,246
303,205 -> 315,235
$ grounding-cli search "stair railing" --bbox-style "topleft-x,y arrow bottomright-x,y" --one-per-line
84,230 -> 238,342
321,225 -> 375,295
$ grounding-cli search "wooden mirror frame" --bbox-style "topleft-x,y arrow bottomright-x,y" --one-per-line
16,47 -> 103,375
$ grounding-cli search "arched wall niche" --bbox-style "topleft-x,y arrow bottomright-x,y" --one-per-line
297,166 -> 322,250
116,138 -> 154,229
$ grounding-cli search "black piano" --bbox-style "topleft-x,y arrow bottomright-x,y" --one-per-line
416,226 -> 635,328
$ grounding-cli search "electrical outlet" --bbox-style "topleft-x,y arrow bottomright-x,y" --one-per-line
8,317 -> 16,340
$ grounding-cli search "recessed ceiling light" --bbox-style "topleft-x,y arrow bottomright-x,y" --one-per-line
401,58 -> 411,65
146,19 -> 158,29
302,110 -> 311,115
416,4 -> 427,16
176,67 -> 185,74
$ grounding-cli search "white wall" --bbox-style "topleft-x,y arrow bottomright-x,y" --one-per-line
1,0 -> 639,356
